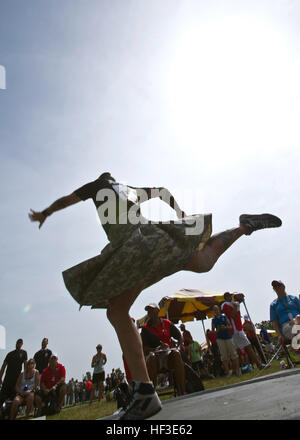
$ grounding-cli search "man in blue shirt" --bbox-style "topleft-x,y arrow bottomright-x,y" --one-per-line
270,280 -> 300,346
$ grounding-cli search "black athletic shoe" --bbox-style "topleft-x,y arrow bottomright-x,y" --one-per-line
239,214 -> 282,235
119,382 -> 162,420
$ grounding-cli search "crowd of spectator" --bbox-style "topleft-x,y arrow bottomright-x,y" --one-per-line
1,279 -> 299,420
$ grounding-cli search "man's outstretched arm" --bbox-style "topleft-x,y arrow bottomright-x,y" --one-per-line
29,192 -> 82,229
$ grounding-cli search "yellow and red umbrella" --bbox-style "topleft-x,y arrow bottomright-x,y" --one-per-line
158,288 -> 245,323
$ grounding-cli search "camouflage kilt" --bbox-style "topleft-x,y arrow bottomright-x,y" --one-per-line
62,214 -> 212,309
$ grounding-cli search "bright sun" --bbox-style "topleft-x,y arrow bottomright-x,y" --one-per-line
165,16 -> 299,161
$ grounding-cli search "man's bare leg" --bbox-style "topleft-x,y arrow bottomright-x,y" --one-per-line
184,225 -> 248,273
107,285 -> 150,383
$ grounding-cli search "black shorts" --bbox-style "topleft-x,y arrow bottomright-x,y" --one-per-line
92,372 -> 105,384
39,382 -> 66,402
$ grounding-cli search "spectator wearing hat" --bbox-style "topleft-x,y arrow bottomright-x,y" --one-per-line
34,338 -> 52,376
39,353 -> 67,412
242,315 -> 266,363
270,280 -> 300,346
141,303 -> 186,395
89,344 -> 107,405
0,339 -> 28,408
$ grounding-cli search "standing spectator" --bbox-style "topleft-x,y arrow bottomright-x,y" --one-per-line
186,334 -> 214,379
89,344 -> 107,405
74,380 -> 80,404
9,359 -> 40,420
0,339 -> 28,408
206,329 -> 221,377
34,338 -> 52,375
66,378 -> 75,406
242,315 -> 266,363
85,379 -> 92,401
39,353 -> 67,413
179,324 -> 193,356
110,369 -> 117,389
82,380 -> 86,403
270,280 -> 300,346
212,305 -> 240,378
221,292 -> 264,370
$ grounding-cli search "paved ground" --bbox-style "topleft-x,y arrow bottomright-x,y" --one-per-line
102,369 -> 300,420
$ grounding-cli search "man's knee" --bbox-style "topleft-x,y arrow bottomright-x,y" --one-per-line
168,350 -> 184,369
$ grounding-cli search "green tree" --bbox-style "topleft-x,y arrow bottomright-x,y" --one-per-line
255,320 -> 274,330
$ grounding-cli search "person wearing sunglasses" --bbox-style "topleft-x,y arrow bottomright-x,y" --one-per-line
270,280 -> 300,346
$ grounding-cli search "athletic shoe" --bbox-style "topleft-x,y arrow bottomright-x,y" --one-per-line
239,214 -> 282,235
119,382 -> 162,420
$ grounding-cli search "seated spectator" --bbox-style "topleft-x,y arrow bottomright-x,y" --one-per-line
212,305 -> 240,378
270,280 -> 300,346
242,315 -> 266,363
9,358 -> 41,420
185,334 -> 214,379
141,303 -> 186,395
39,353 -> 67,414
33,338 -> 52,376
222,292 -> 265,370
0,339 -> 27,408
260,325 -> 275,354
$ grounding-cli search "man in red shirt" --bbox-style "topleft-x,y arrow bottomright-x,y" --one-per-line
141,303 -> 186,395
39,353 -> 67,412
221,293 -> 264,371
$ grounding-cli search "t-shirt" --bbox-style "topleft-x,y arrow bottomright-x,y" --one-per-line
206,331 -> 217,345
189,341 -> 202,363
221,301 -> 243,332
4,349 -> 27,384
242,320 -> 256,339
34,348 -> 52,374
270,295 -> 300,328
141,318 -> 181,348
74,177 -> 164,243
86,380 -> 92,391
212,314 -> 232,340
40,363 -> 66,389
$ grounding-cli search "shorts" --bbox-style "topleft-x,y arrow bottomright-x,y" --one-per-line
232,331 -> 250,350
92,372 -> 105,384
216,338 -> 238,361
39,382 -> 66,402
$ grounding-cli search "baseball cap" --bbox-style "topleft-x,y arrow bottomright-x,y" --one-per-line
145,303 -> 159,311
50,353 -> 58,359
16,338 -> 23,344
271,280 -> 285,287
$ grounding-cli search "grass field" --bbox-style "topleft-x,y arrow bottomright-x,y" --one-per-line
45,359 -> 299,420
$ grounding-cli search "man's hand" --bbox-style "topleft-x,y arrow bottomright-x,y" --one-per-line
28,209 -> 47,229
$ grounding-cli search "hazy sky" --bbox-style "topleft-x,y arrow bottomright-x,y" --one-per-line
1,0 -> 300,381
